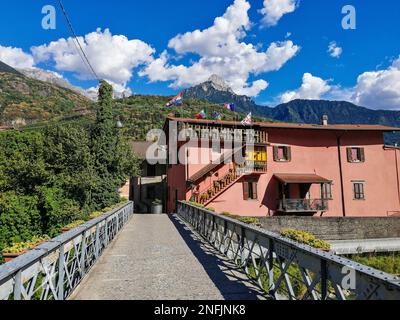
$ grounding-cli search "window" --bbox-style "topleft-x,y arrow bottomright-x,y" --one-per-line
353,182 -> 365,200
243,179 -> 258,200
273,146 -> 292,162
246,147 -> 267,161
321,183 -> 333,200
347,147 -> 365,163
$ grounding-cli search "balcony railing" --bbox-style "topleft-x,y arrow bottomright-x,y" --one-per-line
279,199 -> 329,212
178,122 -> 268,144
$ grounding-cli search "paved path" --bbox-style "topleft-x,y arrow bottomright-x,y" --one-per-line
70,215 -> 265,300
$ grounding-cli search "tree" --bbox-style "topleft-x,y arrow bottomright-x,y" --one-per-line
90,80 -> 140,209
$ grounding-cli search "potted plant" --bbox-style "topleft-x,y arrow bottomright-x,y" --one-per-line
151,199 -> 163,214
281,229 -> 331,252
61,220 -> 86,233
2,236 -> 51,263
2,243 -> 28,262
89,211 -> 104,220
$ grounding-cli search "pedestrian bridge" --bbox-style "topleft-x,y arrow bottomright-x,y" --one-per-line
1,202 -> 400,300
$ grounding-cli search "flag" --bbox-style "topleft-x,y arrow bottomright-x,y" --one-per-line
166,92 -> 183,107
196,110 -> 207,119
224,103 -> 236,111
241,113 -> 252,126
213,112 -> 222,121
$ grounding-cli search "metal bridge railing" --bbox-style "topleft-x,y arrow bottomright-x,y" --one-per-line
177,201 -> 400,300
0,202 -> 134,300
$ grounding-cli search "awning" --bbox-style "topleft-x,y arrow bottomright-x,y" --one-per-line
274,174 -> 332,184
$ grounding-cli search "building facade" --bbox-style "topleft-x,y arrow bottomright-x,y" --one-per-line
165,117 -> 400,218
128,141 -> 167,213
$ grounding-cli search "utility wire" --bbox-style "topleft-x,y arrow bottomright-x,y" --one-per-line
57,0 -> 100,81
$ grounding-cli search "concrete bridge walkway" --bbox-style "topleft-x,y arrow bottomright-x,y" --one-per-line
70,214 -> 265,300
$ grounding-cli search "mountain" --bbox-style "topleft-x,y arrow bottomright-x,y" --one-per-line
17,68 -> 91,97
182,77 -> 400,145
0,61 -> 23,76
0,69 -> 93,127
267,100 -> 400,145
268,100 -> 400,126
182,75 -> 270,116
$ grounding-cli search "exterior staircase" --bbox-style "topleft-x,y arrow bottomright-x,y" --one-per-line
193,170 -> 240,206
191,160 -> 268,206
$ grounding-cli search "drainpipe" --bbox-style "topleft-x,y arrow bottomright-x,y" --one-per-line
337,134 -> 347,217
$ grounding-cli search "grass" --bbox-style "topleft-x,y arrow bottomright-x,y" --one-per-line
349,253 -> 400,276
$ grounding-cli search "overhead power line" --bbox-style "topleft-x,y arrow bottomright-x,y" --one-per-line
57,0 -> 100,81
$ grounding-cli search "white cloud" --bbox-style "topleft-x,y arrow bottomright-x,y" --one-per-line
280,73 -> 331,103
31,28 -> 155,92
0,45 -> 35,69
328,41 -> 343,58
140,0 -> 300,96
260,0 -> 298,27
278,57 -> 400,110
351,57 -> 400,110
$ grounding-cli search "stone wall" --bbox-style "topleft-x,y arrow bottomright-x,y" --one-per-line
259,217 -> 400,240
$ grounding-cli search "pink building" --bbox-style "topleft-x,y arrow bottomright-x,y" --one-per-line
165,116 -> 400,218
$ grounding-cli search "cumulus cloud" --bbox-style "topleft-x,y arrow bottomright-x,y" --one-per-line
260,0 -> 298,27
351,57 -> 400,110
140,0 -> 300,96
0,45 -> 35,69
278,57 -> 400,110
328,41 -> 343,58
31,28 -> 155,92
280,73 -> 331,103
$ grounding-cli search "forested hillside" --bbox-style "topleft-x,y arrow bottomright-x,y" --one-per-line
0,72 -> 93,126
0,81 -> 139,263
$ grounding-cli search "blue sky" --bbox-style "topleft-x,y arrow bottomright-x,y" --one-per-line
0,0 -> 399,109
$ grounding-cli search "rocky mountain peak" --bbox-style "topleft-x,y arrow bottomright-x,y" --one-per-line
206,74 -> 234,93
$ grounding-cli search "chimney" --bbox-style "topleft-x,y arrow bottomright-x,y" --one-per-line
321,115 -> 329,126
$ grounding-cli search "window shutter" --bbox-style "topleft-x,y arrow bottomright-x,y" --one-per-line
252,182 -> 258,200
286,147 -> 292,162
321,184 -> 326,199
360,183 -> 365,199
243,182 -> 249,200
347,148 -> 352,162
273,146 -> 279,161
360,148 -> 366,162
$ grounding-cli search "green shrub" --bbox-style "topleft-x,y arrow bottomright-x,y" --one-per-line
188,201 -> 205,208
220,212 -> 261,227
281,229 -> 331,250
350,253 -> 400,275
0,192 -> 41,251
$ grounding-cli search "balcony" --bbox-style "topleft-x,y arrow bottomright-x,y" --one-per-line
279,199 -> 329,213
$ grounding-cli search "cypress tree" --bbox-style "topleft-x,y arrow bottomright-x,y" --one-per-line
90,80 -> 120,208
